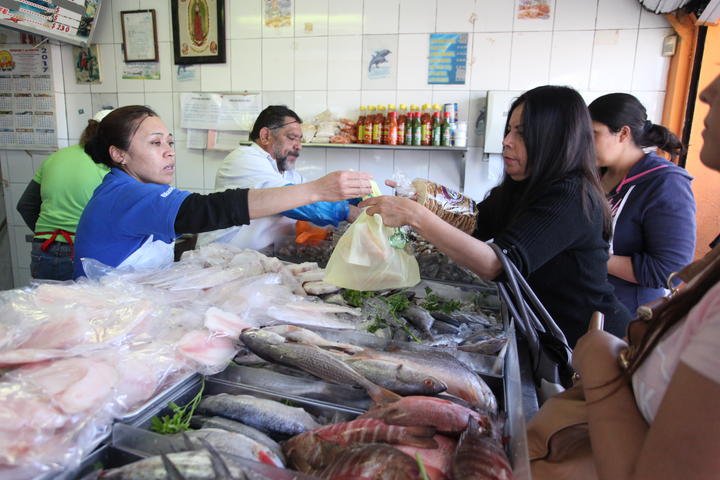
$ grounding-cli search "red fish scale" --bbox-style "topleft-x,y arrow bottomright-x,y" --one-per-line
318,444 -> 420,480
315,418 -> 435,447
360,396 -> 490,434
452,434 -> 512,480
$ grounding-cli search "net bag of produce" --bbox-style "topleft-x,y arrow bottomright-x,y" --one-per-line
324,182 -> 420,291
412,179 -> 477,234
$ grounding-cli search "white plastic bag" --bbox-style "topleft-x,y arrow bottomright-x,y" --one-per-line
324,182 -> 420,291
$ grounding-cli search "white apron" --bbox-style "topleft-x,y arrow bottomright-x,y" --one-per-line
118,235 -> 175,271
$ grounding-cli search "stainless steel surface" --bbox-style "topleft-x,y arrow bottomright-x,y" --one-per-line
504,323 -> 531,479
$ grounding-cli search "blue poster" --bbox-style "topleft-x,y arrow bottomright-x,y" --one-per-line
428,33 -> 467,85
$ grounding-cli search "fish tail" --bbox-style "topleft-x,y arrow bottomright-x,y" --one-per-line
368,384 -> 402,407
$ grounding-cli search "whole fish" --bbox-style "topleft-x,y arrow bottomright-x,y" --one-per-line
343,357 -> 447,396
401,304 -> 435,338
197,393 -> 321,436
292,418 -> 437,449
168,428 -> 285,467
317,443 -> 419,480
240,328 -> 401,406
284,434 -> 419,480
190,415 -> 283,458
350,348 -> 497,411
452,417 -> 512,480
262,324 -> 363,354
396,434 -> 457,480
430,310 -> 495,328
360,396 -> 493,435
98,449 -> 295,479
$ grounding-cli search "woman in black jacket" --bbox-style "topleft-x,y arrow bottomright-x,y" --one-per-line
362,85 -> 631,347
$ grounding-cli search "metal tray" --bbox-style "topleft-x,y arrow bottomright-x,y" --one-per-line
110,424 -> 320,480
124,376 -> 361,431
116,372 -> 199,425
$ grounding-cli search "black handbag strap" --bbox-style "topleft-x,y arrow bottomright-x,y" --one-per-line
489,243 -> 573,371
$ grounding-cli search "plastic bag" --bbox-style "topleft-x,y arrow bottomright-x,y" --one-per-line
324,182 -> 420,291
295,221 -> 330,246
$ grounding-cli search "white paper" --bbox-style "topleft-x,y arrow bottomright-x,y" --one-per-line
186,129 -> 208,149
181,92 -> 260,131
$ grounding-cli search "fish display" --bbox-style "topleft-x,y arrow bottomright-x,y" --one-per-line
359,396 -> 493,435
347,349 -> 498,412
197,393 -> 321,436
240,328 -> 401,405
452,417 -> 512,480
190,415 -> 283,458
167,428 -> 285,467
343,356 -> 448,396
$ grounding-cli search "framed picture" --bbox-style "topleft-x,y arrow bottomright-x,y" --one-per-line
120,10 -> 159,62
171,0 -> 226,65
73,45 -> 101,84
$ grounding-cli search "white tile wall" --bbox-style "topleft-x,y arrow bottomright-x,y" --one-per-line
399,0 -> 436,34
229,0 -> 262,39
0,0 -> 675,287
295,0 -> 329,37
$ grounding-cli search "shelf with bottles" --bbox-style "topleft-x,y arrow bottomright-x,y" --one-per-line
237,141 -> 468,153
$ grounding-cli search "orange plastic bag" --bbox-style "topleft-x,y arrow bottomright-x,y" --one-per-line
295,221 -> 329,246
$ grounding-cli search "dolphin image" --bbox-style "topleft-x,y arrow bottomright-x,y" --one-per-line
369,49 -> 391,71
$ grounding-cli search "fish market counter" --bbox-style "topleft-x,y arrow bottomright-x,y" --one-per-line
0,246 -> 536,479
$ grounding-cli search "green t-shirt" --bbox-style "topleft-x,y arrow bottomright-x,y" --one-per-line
33,144 -> 110,242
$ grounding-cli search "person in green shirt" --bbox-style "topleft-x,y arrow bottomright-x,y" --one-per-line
16,110 -> 112,281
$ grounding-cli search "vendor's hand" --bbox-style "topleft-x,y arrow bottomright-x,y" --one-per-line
360,195 -> 424,228
314,170 -> 373,202
385,179 -> 398,189
347,204 -> 362,223
573,329 -> 628,382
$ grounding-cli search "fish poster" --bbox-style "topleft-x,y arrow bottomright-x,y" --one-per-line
362,35 -> 398,90
428,33 -> 467,85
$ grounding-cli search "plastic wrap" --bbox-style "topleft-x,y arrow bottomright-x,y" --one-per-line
412,178 -> 477,234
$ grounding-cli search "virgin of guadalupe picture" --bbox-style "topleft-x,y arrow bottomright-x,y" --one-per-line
189,0 -> 209,48
172,0 -> 225,64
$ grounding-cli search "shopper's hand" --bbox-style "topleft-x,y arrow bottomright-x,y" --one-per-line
314,170 -> 373,202
360,195 -> 423,228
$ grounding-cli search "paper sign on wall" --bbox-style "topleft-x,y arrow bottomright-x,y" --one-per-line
428,33 -> 467,85
181,92 -> 260,131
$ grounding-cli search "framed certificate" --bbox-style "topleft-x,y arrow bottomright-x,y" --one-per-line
171,0 -> 226,65
120,10 -> 160,63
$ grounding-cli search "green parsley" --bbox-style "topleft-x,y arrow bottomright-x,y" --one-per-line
150,378 -> 205,434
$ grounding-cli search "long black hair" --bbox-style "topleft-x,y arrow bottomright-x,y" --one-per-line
588,93 -> 685,161
495,85 -> 612,240
84,105 -> 158,168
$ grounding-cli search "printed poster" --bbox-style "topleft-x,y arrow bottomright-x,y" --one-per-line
74,45 -> 101,84
0,45 -> 57,150
362,35 -> 398,90
181,92 -> 260,130
428,33 -> 467,85
264,0 -> 292,28
122,62 -> 160,80
517,0 -> 551,20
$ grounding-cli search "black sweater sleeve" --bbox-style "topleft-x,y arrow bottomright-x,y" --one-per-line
16,180 -> 41,231
174,188 -> 251,234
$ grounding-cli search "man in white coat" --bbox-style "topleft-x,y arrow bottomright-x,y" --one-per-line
198,106 -> 360,250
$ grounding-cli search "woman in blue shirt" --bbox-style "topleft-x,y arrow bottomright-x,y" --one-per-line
73,105 -> 372,278
589,93 -> 696,315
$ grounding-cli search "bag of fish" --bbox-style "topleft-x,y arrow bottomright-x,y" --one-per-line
324,182 -> 420,291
